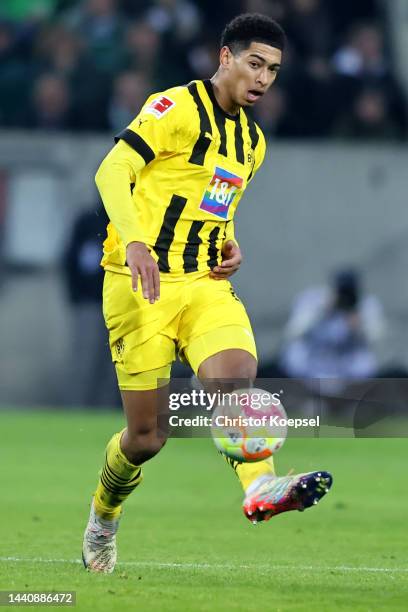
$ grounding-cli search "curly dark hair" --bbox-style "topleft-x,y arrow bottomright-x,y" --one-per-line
221,13 -> 286,54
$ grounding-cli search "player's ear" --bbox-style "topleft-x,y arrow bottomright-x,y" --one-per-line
220,46 -> 232,69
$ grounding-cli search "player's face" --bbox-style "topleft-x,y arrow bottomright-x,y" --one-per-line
222,42 -> 282,108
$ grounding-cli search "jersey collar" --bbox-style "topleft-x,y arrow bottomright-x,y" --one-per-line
202,79 -> 240,122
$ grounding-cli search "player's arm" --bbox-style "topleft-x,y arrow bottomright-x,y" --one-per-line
210,220 -> 242,280
95,140 -> 160,304
97,91 -> 186,301
96,92 -> 184,302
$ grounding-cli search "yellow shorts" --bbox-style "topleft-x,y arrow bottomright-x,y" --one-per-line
103,271 -> 257,390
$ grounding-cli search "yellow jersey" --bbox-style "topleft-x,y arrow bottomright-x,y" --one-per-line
97,79 -> 266,278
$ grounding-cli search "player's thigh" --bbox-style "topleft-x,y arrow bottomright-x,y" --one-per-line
180,277 -> 258,379
103,270 -> 177,380
103,271 -> 176,435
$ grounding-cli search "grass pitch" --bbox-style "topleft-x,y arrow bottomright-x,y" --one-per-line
1,410 -> 407,611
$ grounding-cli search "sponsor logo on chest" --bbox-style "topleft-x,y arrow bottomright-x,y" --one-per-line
200,167 -> 243,219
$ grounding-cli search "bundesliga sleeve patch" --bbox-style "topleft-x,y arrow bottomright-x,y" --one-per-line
145,96 -> 175,119
200,167 -> 243,219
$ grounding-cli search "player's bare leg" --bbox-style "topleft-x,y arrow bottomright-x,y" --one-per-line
198,348 -> 257,383
121,387 -> 169,464
198,349 -> 277,497
83,385 -> 169,573
198,348 -> 333,523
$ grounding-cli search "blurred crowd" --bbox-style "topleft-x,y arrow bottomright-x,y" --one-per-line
1,0 -> 407,139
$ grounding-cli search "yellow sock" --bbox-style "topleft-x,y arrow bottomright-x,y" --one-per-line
225,455 -> 275,492
93,429 -> 143,520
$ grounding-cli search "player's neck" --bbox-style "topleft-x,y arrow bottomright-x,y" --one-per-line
209,75 -> 240,117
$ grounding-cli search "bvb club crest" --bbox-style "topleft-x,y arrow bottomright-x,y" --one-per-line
115,338 -> 125,359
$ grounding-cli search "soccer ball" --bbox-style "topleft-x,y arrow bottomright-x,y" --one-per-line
211,388 -> 287,463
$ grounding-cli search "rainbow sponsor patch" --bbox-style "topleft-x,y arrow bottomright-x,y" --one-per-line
200,167 -> 243,219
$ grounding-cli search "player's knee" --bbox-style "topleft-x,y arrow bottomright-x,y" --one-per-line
199,350 -> 257,382
229,355 -> 257,382
125,429 -> 167,464
237,359 -> 257,381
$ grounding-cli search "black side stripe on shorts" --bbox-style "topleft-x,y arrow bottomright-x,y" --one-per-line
245,112 -> 260,181
153,195 -> 188,273
234,118 -> 245,164
183,220 -> 205,272
207,226 -> 221,269
187,82 -> 212,166
114,128 -> 155,165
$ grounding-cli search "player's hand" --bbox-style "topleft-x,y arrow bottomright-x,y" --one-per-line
210,240 -> 242,280
126,241 -> 160,304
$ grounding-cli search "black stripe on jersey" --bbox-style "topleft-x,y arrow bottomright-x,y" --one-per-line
215,113 -> 227,156
246,113 -> 260,150
207,226 -> 221,269
202,80 -> 227,156
234,118 -> 245,164
183,221 -> 204,272
187,82 -> 212,166
245,112 -> 260,181
114,128 -> 155,165
153,194 -> 188,273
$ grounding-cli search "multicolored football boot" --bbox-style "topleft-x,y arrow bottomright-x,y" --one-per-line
82,500 -> 119,573
243,471 -> 333,524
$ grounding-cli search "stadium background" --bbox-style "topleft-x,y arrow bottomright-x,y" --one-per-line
1,2 -> 408,610
2,0 -> 408,407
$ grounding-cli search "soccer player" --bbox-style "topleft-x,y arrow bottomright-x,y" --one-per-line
82,13 -> 333,573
